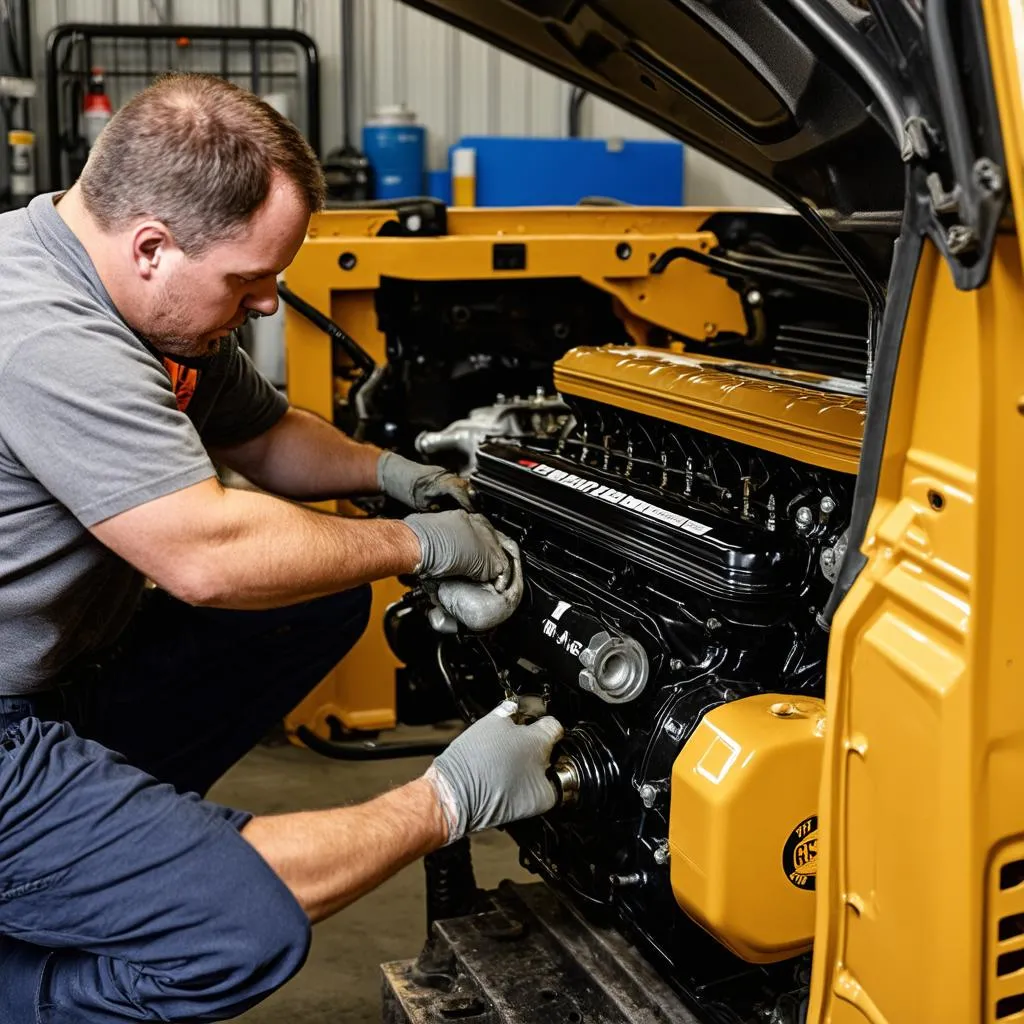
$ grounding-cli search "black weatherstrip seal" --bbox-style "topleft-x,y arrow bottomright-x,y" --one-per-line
817,170 -> 925,630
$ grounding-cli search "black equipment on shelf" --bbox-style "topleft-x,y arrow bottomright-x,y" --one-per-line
0,0 -> 35,212
44,22 -> 321,192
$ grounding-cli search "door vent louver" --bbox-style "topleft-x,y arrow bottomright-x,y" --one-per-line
990,844 -> 1024,1021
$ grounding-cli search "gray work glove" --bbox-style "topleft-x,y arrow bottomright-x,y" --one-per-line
405,510 -> 511,582
425,699 -> 564,843
429,536 -> 524,631
378,450 -> 473,511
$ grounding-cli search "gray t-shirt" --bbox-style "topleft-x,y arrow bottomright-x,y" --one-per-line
0,193 -> 288,694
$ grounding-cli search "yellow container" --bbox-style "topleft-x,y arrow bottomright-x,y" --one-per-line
451,146 -> 476,207
668,693 -> 826,963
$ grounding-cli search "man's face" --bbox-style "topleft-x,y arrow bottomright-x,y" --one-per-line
140,172 -> 310,358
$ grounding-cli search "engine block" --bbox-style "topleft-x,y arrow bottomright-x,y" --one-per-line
388,347 -> 865,1020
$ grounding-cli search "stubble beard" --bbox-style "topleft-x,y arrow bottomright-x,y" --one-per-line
145,277 -> 222,358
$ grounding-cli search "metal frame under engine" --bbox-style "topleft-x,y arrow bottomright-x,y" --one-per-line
381,881 -> 699,1024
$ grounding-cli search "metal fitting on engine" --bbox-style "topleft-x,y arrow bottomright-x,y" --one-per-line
549,727 -> 621,813
578,631 -> 649,704
551,756 -> 581,806
639,782 -> 667,809
414,394 -> 568,470
610,872 -> 647,888
820,530 -> 849,584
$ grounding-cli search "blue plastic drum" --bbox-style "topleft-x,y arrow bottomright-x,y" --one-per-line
362,105 -> 426,200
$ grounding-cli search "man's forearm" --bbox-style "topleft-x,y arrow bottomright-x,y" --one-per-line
92,478 -> 420,610
183,485 -> 420,608
212,407 -> 382,500
241,776 -> 447,922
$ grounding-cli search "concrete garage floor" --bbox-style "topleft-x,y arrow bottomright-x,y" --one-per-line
208,728 -> 532,1024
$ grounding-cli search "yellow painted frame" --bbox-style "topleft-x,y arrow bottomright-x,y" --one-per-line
805,5 -> 1024,1020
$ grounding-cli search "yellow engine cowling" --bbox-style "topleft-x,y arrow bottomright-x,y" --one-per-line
668,693 -> 826,963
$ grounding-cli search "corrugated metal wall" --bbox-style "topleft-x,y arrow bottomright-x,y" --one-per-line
29,0 -> 779,205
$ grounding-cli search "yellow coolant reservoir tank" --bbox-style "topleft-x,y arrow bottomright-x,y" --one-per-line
668,694 -> 826,963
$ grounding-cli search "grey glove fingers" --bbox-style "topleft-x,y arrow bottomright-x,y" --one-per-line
434,538 -> 523,631
413,464 -> 473,512
378,450 -> 474,511
405,511 -> 510,582
509,715 -> 564,818
425,700 -> 563,843
529,714 -> 565,748
478,712 -> 561,825
423,700 -> 522,843
434,579 -> 501,632
434,474 -> 474,512
492,534 -> 519,594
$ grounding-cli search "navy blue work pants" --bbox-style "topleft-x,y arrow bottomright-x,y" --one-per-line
0,584 -> 371,1023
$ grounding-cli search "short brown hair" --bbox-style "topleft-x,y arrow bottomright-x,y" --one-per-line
79,73 -> 325,256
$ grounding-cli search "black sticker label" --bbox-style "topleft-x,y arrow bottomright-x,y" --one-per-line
783,815 -> 818,891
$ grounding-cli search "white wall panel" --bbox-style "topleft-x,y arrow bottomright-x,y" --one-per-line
685,150 -> 782,208
29,0 -> 784,205
402,5 -> 450,168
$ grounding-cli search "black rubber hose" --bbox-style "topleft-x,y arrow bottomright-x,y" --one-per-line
817,171 -> 924,629
650,245 -> 864,301
277,281 -> 375,376
295,724 -> 449,761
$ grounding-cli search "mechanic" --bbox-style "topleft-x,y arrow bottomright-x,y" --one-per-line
0,73 -> 562,1023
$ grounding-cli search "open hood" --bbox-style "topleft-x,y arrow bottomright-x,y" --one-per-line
400,0 -> 902,216
400,0 -> 1006,289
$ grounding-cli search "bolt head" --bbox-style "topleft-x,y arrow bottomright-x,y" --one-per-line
973,157 -> 1004,197
578,670 -> 596,692
706,617 -> 721,631
639,784 -> 657,808
946,224 -> 977,255
669,658 -> 683,672
653,842 -> 670,866
746,289 -> 763,307
820,496 -> 836,514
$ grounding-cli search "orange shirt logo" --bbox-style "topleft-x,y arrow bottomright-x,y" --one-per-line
162,358 -> 200,413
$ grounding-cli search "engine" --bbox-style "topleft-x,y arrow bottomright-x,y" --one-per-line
387,344 -> 865,1019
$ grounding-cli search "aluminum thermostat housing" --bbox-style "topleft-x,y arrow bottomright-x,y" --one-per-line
578,630 -> 649,703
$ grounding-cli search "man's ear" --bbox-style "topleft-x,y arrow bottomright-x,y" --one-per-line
131,221 -> 175,280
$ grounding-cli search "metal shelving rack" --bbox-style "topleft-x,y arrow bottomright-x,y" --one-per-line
0,0 -> 35,211
45,22 -> 321,192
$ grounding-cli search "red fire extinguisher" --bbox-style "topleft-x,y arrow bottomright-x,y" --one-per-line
83,68 -> 113,149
